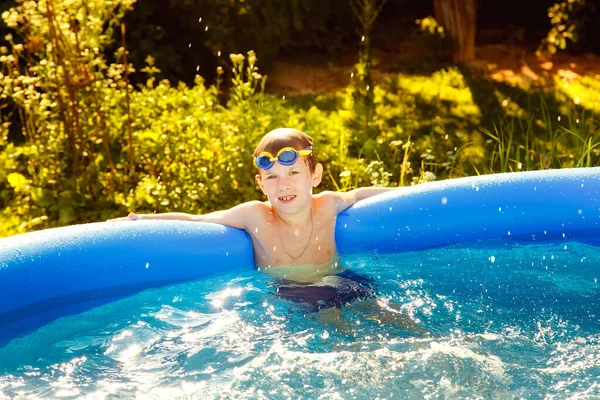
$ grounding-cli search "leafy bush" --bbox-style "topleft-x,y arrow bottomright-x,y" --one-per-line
119,0 -> 356,85
1,0 -> 599,239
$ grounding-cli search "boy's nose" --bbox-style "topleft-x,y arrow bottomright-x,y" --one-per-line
278,177 -> 291,190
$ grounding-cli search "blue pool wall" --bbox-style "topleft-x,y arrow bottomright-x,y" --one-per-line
1,167 -> 599,344
337,167 -> 600,252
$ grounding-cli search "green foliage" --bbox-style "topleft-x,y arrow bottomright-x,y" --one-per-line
1,0 -> 599,238
319,64 -> 600,190
538,0 -> 586,57
120,0 -> 356,84
482,100 -> 600,173
416,16 -> 445,38
0,2 -> 349,237
347,0 -> 388,162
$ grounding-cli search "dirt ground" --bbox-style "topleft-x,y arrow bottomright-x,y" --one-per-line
266,40 -> 600,95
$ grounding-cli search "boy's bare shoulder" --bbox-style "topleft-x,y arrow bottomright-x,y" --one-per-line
212,200 -> 271,231
313,191 -> 341,213
315,191 -> 344,202
314,190 -> 337,200
240,200 -> 271,214
242,200 -> 273,220
314,191 -> 340,203
314,190 -> 359,214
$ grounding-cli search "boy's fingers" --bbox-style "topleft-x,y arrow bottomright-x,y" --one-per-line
127,213 -> 140,220
106,214 -> 137,222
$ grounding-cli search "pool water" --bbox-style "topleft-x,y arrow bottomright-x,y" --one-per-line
1,239 -> 600,399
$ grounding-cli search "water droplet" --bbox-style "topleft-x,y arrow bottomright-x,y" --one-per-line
188,43 -> 192,48
273,246 -> 276,251
508,231 -> 511,236
145,262 -> 149,269
217,50 -> 221,57
490,256 -> 496,263
389,207 -> 392,211
205,26 -> 208,32
441,197 -> 448,205
578,209 -> 583,215
199,17 -> 202,22
196,65 -> 200,71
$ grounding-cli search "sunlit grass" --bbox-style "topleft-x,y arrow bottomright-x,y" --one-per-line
555,75 -> 600,113
288,63 -> 600,183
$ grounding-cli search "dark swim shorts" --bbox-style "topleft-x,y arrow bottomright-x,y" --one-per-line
272,270 -> 377,312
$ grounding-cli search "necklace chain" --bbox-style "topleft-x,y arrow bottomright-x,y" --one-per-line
275,208 -> 313,266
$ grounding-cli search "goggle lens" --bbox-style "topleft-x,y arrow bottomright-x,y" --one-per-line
254,146 -> 312,171
277,150 -> 298,165
256,155 -> 274,170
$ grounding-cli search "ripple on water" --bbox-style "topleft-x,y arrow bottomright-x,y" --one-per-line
1,240 -> 600,398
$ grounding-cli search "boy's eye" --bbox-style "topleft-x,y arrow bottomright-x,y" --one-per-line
266,175 -> 277,180
290,171 -> 299,175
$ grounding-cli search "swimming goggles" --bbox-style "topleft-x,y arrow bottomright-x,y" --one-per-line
254,146 -> 313,170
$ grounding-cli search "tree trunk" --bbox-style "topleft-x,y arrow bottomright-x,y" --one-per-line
434,0 -> 477,62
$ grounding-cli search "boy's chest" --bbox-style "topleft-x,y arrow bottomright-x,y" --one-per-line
250,217 -> 337,267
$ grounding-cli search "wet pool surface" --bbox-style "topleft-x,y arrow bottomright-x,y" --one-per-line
1,239 -> 599,399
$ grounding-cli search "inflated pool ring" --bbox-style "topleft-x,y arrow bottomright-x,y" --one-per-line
1,167 -> 599,344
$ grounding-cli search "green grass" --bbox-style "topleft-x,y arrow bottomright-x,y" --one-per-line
287,62 -> 600,179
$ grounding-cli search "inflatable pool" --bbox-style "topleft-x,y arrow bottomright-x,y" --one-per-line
1,167 -> 599,345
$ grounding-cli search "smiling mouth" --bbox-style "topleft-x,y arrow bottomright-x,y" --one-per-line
278,195 -> 296,202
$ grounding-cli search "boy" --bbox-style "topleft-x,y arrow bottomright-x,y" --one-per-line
114,128 -> 422,331
115,128 -> 396,277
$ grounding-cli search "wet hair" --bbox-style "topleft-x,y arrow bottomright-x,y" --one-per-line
253,128 -> 317,173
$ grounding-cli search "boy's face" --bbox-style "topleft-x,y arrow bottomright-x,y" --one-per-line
256,159 -> 323,215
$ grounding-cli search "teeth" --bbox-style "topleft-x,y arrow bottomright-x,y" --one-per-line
279,195 -> 295,201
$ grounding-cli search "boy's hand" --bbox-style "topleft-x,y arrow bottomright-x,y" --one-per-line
108,212 -> 140,222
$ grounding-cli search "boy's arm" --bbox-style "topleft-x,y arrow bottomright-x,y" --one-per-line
323,187 -> 399,214
110,200 -> 263,231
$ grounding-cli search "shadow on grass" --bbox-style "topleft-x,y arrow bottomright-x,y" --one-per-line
457,64 -> 597,137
